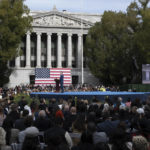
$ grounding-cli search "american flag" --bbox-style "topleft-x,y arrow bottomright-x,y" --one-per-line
35,68 -> 72,85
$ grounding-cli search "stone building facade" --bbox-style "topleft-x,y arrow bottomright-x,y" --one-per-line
7,7 -> 101,87
142,64 -> 150,84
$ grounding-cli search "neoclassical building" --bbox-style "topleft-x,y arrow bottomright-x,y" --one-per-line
8,7 -> 101,87
142,64 -> 150,84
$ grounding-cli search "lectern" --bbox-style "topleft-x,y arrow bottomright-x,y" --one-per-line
55,79 -> 60,92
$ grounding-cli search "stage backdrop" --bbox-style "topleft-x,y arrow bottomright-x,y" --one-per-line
35,68 -> 71,86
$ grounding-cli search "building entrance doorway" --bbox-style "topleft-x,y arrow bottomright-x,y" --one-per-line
30,75 -> 35,84
72,76 -> 78,85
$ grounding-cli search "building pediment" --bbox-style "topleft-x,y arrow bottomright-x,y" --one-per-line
32,11 -> 94,28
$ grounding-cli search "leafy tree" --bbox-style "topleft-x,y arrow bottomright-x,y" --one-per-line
0,0 -> 32,87
85,0 -> 150,85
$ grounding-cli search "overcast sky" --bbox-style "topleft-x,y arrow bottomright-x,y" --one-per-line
24,0 -> 135,14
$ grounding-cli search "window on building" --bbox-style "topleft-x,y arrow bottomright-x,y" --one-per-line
30,75 -> 35,84
20,40 -> 26,56
41,34 -> 47,57
31,40 -> 36,56
52,42 -> 57,56
62,38 -> 67,57
72,61 -> 76,68
20,44 -> 26,67
83,60 -> 87,68
9,59 -> 15,67
21,47 -> 26,56
72,42 -> 77,57
41,44 -> 47,57
72,75 -> 78,85
31,60 -> 36,67
62,61 -> 66,68
20,60 -> 26,67
41,61 -> 47,68
31,47 -> 36,56
52,61 -> 56,68
142,71 -> 146,80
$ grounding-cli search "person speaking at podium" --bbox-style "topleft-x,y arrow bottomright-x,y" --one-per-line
60,72 -> 64,93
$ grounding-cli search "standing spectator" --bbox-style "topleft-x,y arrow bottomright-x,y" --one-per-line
45,117 -> 72,149
0,127 -> 11,150
132,135 -> 149,150
18,96 -> 26,112
34,110 -> 53,131
22,128 -> 40,150
0,106 -> 6,127
14,109 -> 29,131
39,99 -> 47,111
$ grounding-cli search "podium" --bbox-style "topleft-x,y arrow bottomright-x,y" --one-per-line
55,79 -> 60,92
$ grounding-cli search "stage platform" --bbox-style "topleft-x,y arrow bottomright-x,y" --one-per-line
30,91 -> 150,102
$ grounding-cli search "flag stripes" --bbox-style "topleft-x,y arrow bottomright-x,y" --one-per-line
35,68 -> 71,86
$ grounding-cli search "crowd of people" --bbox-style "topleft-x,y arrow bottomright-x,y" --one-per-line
0,84 -> 120,100
0,85 -> 149,150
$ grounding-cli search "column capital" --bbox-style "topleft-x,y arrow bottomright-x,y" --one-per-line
47,32 -> 52,36
26,31 -> 31,35
67,33 -> 72,37
78,33 -> 83,37
36,32 -> 42,36
57,32 -> 62,36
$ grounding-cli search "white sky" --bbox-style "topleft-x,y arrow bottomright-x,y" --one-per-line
24,0 -> 135,14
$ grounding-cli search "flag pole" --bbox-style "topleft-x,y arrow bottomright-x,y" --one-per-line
81,0 -> 84,85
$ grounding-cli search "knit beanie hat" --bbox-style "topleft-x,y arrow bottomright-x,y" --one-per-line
0,127 -> 6,145
133,135 -> 149,150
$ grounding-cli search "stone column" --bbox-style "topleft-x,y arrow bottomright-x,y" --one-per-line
77,33 -> 83,69
15,46 -> 20,68
36,32 -> 41,68
67,33 -> 72,68
26,31 -> 31,67
47,32 -> 52,68
146,71 -> 150,80
57,33 -> 62,68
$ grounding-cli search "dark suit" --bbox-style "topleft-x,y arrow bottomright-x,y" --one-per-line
60,74 -> 64,93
